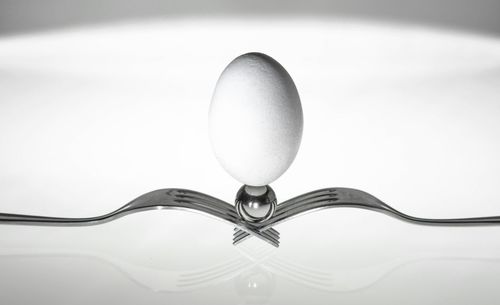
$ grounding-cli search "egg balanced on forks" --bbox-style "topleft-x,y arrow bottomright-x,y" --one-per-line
1,52 -> 500,248
209,52 -> 303,243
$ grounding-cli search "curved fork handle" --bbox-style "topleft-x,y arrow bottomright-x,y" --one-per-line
0,189 -> 280,247
257,188 -> 500,231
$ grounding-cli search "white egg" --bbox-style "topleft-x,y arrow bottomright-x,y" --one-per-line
209,52 -> 303,186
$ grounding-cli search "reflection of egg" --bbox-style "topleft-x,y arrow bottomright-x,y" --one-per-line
234,267 -> 275,304
209,53 -> 303,186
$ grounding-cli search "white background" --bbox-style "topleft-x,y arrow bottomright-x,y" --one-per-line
1,18 -> 500,304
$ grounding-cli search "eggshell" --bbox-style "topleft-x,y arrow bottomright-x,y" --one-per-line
209,52 -> 303,186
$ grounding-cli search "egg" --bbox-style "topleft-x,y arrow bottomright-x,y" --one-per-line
209,52 -> 303,186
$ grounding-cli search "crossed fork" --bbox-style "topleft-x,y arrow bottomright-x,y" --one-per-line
1,187 -> 500,247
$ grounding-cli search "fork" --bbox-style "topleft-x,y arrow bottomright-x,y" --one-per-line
257,187 -> 500,232
224,186 -> 500,244
0,189 -> 279,247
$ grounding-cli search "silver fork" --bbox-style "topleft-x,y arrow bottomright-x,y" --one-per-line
0,188 -> 279,247
257,187 -> 500,232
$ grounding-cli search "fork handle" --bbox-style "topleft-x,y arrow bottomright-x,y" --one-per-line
394,213 -> 500,226
0,212 -> 114,226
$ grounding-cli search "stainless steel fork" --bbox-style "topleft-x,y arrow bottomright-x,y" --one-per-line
0,189 -> 280,246
229,187 -> 500,244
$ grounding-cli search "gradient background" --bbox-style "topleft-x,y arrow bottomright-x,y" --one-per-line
1,1 -> 500,304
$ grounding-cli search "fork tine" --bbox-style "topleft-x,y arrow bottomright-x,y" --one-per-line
172,192 -> 238,217
233,227 -> 280,247
274,192 -> 338,217
234,227 -> 279,239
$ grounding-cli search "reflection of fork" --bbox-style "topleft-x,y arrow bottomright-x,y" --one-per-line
177,242 -> 334,291
2,187 -> 500,247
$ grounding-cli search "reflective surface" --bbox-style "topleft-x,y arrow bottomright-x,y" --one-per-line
1,213 -> 500,304
1,19 -> 500,304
